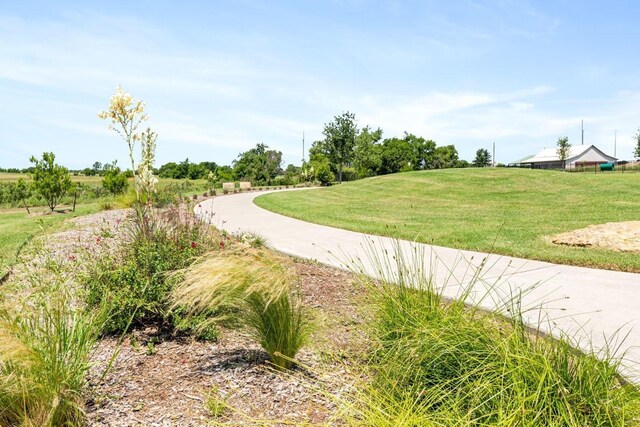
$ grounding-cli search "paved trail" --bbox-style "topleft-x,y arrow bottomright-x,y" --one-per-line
197,190 -> 640,380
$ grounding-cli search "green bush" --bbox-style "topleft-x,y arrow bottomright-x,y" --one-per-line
101,167 -> 129,195
84,206 -> 216,337
313,161 -> 335,186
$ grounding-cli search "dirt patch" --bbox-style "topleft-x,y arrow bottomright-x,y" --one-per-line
552,221 -> 640,252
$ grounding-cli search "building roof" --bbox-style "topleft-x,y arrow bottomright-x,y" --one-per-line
519,144 -> 616,164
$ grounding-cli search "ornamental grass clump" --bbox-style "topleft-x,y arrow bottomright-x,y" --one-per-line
0,282 -> 106,426
343,240 -> 640,426
171,246 -> 310,369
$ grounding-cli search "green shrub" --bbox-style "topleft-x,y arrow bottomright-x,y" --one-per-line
101,166 -> 129,195
84,206 -> 215,336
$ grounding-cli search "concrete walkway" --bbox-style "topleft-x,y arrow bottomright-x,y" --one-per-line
196,190 -> 640,380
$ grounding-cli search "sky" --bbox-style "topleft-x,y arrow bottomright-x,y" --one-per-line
1,0 -> 640,169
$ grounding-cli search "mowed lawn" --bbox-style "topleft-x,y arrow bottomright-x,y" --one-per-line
255,168 -> 640,272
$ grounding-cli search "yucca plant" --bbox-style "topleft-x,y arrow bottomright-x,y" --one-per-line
171,246 -> 311,369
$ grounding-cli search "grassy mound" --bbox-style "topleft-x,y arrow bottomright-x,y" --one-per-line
255,168 -> 640,272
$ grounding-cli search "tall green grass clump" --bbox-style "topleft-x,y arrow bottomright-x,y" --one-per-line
0,282 -> 106,426
345,241 -> 640,426
171,246 -> 310,369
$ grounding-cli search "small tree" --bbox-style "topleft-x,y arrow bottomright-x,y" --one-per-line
472,149 -> 491,167
29,152 -> 72,211
322,111 -> 358,183
12,178 -> 32,214
633,129 -> 640,160
556,136 -> 571,170
102,162 -> 129,195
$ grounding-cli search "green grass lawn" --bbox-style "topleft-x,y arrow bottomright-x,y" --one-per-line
0,203 -> 102,278
255,168 -> 640,272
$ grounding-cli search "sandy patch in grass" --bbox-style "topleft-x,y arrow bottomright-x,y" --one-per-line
552,221 -> 640,252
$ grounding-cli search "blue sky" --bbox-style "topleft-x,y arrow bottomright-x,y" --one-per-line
1,0 -> 639,169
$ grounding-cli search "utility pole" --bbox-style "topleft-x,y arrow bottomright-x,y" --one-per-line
492,142 -> 496,167
581,120 -> 584,145
614,129 -> 617,158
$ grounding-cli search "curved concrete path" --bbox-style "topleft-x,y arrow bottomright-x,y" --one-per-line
197,190 -> 640,380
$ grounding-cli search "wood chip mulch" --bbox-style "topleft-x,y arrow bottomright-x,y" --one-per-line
85,261 -> 369,426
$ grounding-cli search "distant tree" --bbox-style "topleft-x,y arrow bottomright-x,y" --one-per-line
432,145 -> 460,169
215,165 -> 234,183
198,161 -> 218,174
158,162 -> 180,179
405,134 -> 436,169
29,152 -> 72,211
472,149 -> 491,167
12,178 -> 32,214
379,136 -> 416,174
91,161 -> 102,176
556,136 -> 571,170
322,111 -> 358,183
102,162 -> 129,195
353,126 -> 383,178
634,129 -> 640,160
233,143 -> 283,185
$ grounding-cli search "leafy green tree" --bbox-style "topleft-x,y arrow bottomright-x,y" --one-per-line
92,161 -> 102,176
379,136 -> 417,174
472,149 -> 491,167
322,111 -> 358,183
12,178 -> 32,213
102,162 -> 129,195
29,152 -> 72,211
353,126 -> 383,178
556,136 -> 571,169
233,143 -> 283,185
633,129 -> 640,160
406,134 -> 436,169
432,145 -> 460,169
214,165 -> 233,183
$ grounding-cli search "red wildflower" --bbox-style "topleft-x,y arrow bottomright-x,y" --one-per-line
219,241 -> 225,250
191,241 -> 197,249
95,236 -> 101,244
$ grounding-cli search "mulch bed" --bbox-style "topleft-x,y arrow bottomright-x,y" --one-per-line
5,208 -> 371,426
86,261 -> 368,426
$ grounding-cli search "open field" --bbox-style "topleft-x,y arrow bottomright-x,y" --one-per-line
255,168 -> 640,272
0,172 -> 208,189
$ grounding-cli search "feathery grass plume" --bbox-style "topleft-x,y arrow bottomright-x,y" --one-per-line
0,281 -> 107,426
341,238 -> 640,426
171,246 -> 311,369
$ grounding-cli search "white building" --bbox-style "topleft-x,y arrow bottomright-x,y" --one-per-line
515,145 -> 616,170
